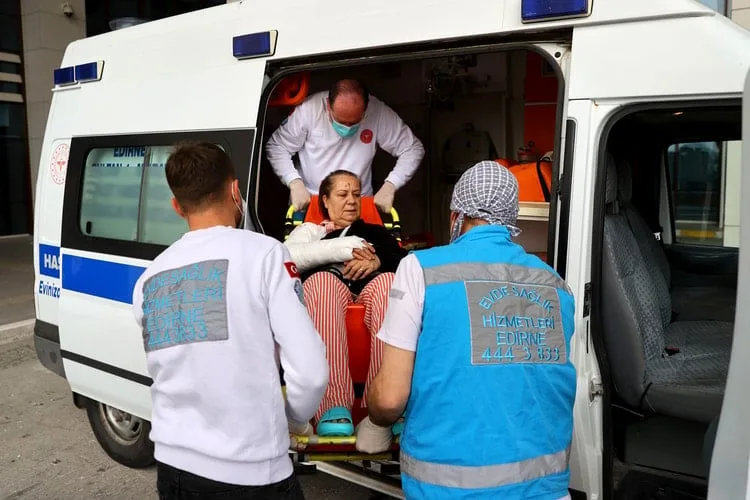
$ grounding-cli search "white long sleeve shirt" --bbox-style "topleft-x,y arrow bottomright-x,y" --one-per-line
131,225 -> 328,486
265,91 -> 425,196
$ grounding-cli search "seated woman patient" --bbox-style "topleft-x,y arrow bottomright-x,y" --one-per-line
284,170 -> 407,437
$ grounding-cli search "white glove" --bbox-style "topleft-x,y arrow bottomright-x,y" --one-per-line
374,181 -> 396,213
289,179 -> 311,211
355,416 -> 393,454
289,420 -> 314,450
288,420 -> 314,436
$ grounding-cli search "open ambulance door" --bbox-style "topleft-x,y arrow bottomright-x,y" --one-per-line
559,98 -> 605,500
50,25 -> 270,469
706,68 -> 750,500
526,42 -> 604,500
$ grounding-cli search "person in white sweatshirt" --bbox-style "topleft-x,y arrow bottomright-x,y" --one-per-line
131,141 -> 328,500
265,78 -> 425,214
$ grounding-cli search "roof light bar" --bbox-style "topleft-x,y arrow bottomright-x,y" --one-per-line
521,0 -> 591,23
53,60 -> 105,88
233,30 -> 277,60
75,61 -> 104,82
53,66 -> 76,86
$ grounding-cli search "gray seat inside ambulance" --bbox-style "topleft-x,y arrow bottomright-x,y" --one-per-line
601,155 -> 733,423
616,159 -> 737,323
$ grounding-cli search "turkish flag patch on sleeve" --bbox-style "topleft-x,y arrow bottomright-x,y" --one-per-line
284,262 -> 300,278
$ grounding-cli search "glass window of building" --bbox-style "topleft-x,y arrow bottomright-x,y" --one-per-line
86,0 -> 226,37
698,0 -> 727,14
0,102 -> 31,236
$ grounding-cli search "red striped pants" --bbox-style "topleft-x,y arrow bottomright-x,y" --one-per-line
303,271 -> 394,424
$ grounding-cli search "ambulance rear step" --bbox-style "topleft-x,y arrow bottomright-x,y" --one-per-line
294,458 -> 405,499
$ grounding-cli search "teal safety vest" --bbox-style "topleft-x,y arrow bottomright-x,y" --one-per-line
399,225 -> 577,499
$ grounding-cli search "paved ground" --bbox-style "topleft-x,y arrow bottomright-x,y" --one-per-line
0,236 -> 386,500
0,235 -> 35,325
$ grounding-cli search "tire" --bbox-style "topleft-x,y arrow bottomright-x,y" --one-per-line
85,399 -> 155,469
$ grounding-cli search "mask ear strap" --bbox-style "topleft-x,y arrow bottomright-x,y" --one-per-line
450,213 -> 465,243
232,185 -> 245,216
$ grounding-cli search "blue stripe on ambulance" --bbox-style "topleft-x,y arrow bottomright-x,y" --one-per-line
62,254 -> 145,304
37,244 -> 145,304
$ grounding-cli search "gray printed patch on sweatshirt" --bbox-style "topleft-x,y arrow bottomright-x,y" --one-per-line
140,259 -> 229,352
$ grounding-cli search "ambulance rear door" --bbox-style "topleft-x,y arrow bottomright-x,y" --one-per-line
54,23 -> 274,426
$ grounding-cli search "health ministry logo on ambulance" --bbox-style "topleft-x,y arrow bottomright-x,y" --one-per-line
50,143 -> 69,185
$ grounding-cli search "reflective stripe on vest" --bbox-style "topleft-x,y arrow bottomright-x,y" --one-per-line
400,447 -> 570,490
423,262 -> 571,294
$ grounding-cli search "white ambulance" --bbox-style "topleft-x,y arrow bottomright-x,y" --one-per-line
32,0 -> 750,498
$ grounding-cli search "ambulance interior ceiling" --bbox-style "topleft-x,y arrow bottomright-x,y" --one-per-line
257,49 -> 560,253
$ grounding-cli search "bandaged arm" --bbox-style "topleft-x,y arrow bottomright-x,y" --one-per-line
284,222 -> 367,273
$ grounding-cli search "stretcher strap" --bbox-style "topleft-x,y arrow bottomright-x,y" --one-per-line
536,159 -> 552,202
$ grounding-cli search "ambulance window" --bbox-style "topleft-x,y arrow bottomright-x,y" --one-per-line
79,145 -> 188,245
667,140 -> 741,247
139,146 -> 188,245
80,147 -> 144,241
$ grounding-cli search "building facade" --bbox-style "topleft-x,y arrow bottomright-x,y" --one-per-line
1,3 -> 30,236
0,0 -> 747,236
1,0 -> 224,237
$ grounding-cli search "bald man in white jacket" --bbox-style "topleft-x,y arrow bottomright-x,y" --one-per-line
266,79 -> 425,213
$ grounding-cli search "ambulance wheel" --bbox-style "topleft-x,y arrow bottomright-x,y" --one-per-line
86,400 -> 155,469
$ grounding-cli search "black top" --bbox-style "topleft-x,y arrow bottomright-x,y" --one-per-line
302,219 -> 408,294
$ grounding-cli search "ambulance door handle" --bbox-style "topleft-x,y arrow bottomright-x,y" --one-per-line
589,378 -> 603,403
85,221 -> 92,234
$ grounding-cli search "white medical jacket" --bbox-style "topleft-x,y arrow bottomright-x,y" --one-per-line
131,225 -> 328,486
265,91 -> 425,196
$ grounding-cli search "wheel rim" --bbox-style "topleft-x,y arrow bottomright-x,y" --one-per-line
99,404 -> 143,445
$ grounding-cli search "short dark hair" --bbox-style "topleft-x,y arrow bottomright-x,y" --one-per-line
328,79 -> 369,109
165,141 -> 236,213
318,170 -> 360,218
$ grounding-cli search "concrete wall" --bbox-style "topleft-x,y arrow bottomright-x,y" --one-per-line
21,0 -> 86,205
731,0 -> 750,27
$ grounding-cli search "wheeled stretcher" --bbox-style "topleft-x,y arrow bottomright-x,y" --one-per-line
281,196 -> 404,463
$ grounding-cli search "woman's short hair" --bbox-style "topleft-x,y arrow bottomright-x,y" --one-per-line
318,170 -> 360,218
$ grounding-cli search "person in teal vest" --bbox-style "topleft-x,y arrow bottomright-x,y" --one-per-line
354,160 -> 577,499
